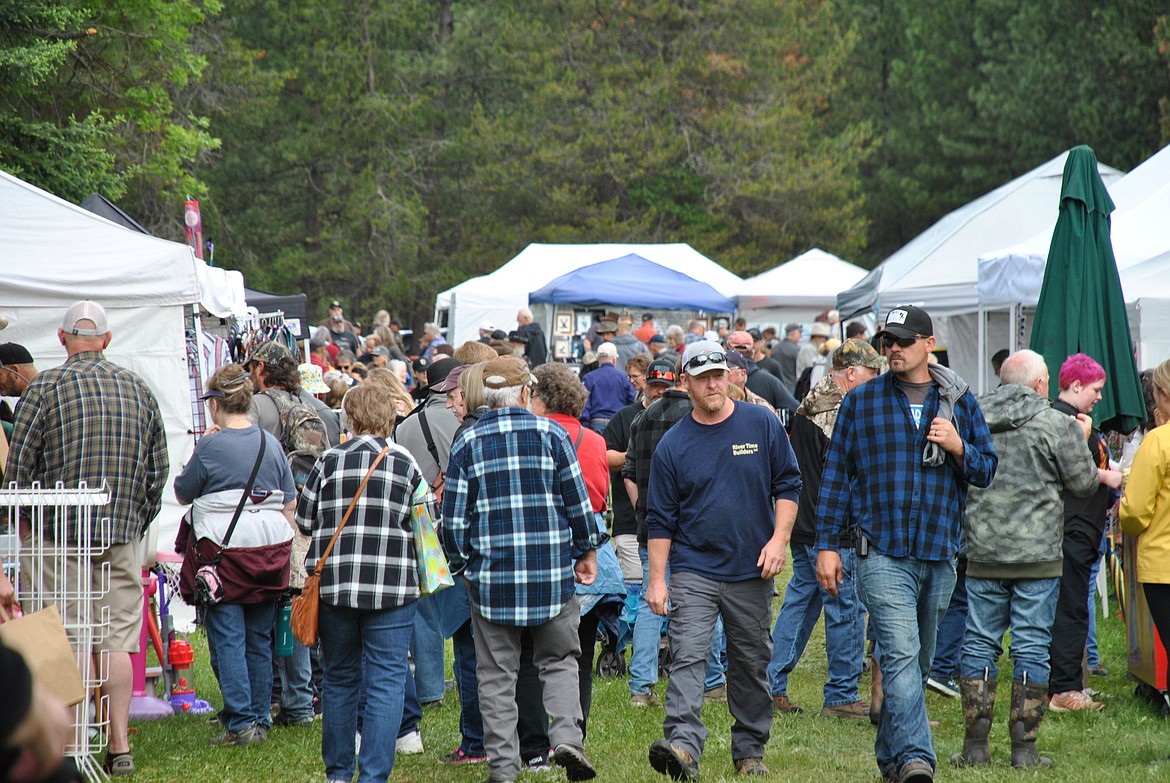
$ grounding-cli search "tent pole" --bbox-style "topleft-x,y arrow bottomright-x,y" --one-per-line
977,305 -> 986,394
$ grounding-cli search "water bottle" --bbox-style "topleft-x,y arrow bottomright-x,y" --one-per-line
275,596 -> 294,657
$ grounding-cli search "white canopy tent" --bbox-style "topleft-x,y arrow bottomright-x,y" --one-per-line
832,150 -> 1123,392
839,149 -> 1124,320
978,142 -> 1170,371
735,248 -> 867,328
0,170 -> 240,555
435,243 -> 742,346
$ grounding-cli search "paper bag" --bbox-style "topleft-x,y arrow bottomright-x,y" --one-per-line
0,605 -> 87,706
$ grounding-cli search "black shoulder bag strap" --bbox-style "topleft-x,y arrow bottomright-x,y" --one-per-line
571,422 -> 586,452
417,406 -> 445,491
214,430 -> 267,559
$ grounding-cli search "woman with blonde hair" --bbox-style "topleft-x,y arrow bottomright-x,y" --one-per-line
366,367 -> 416,419
1120,359 -> 1170,726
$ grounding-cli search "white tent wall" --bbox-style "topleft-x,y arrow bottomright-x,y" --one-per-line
0,170 -> 231,565
942,310 -> 1026,394
737,305 -> 833,329
435,243 -> 742,346
0,305 -> 194,561
1129,300 -> 1170,371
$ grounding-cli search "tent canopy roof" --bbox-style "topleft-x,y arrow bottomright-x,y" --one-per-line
529,253 -> 735,311
1,170 -> 201,309
837,149 -> 1123,319
736,248 -> 866,309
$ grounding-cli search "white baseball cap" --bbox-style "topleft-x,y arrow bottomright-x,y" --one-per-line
62,300 -> 109,336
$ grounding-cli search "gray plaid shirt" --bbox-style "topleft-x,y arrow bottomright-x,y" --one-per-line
8,351 -> 169,543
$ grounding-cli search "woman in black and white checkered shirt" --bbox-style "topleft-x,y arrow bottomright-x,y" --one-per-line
295,383 -> 424,783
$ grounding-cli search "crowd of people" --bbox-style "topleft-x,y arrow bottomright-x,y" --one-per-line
2,297 -> 1169,783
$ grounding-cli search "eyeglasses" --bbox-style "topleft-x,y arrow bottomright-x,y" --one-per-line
730,344 -> 752,353
880,334 -> 925,349
337,364 -> 352,371
684,351 -> 727,372
628,374 -> 645,382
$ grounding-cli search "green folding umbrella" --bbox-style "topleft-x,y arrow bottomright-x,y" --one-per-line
1030,145 -> 1145,433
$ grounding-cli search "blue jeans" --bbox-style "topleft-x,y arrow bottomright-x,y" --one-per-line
929,558 -> 967,681
320,600 -> 417,783
706,616 -> 727,691
627,546 -> 726,695
858,553 -> 955,776
452,621 -> 485,755
961,576 -> 1059,683
276,639 -> 315,721
1087,543 -> 1105,668
768,543 -> 865,706
204,600 -> 277,733
629,546 -> 667,695
411,592 -> 446,703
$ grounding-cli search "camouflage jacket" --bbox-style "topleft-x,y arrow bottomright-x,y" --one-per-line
964,384 -> 1098,579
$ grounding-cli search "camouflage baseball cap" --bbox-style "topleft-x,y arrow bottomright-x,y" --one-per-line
832,338 -> 885,371
249,340 -> 293,365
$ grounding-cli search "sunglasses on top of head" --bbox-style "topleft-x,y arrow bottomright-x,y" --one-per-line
881,334 -> 925,349
684,351 -> 727,372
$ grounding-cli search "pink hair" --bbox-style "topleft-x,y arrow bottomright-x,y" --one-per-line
1058,353 -> 1105,390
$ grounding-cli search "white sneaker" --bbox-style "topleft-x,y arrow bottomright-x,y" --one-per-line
926,677 -> 959,699
396,729 -> 424,755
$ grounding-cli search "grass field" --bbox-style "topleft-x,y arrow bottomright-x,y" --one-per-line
125,570 -> 1170,783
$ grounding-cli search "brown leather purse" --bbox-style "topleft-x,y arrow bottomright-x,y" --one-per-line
291,446 -> 389,645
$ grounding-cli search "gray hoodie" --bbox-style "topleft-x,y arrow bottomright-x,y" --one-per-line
964,384 -> 1098,579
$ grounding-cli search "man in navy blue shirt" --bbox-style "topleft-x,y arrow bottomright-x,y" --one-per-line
815,305 -> 996,783
581,342 -> 636,433
644,341 -> 801,781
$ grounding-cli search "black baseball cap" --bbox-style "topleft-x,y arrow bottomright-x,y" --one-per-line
875,305 -> 933,341
0,342 -> 34,365
646,358 -> 678,386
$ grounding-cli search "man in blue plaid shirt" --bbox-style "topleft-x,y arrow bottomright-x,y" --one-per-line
815,305 -> 996,783
442,355 -> 608,783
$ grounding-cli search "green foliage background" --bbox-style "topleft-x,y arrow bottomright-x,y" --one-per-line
2,0 -> 1169,331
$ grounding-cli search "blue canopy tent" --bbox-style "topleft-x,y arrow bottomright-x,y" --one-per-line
528,253 -> 735,311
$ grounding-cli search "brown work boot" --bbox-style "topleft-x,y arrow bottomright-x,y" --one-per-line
870,653 -> 884,726
734,757 -> 769,776
649,740 -> 699,781
821,701 -> 870,720
772,695 -> 803,714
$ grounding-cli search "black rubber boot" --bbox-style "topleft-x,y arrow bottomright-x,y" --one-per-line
949,672 -> 996,767
1010,677 -> 1053,768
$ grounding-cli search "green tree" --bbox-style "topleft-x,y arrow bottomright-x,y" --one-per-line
202,0 -> 873,328
0,0 -> 221,238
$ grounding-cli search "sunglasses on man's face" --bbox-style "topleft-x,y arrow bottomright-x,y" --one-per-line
684,351 -> 727,372
730,344 -> 752,353
337,364 -> 352,371
881,334 -> 924,349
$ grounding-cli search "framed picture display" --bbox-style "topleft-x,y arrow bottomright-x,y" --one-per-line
555,312 -> 573,336
575,311 -> 593,335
